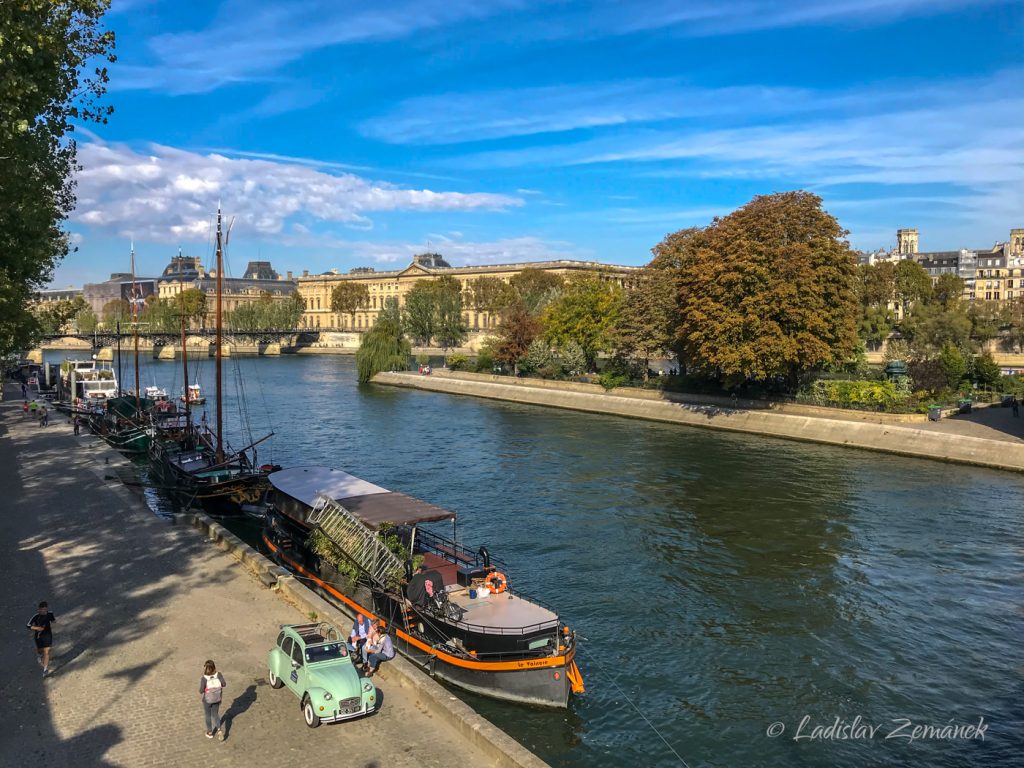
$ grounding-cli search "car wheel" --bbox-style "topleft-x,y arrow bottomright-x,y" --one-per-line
268,669 -> 283,689
302,695 -> 321,729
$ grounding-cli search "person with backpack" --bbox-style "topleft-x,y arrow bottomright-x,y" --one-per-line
199,660 -> 227,740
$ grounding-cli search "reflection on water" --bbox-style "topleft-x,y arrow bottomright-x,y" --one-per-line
49,351 -> 1024,768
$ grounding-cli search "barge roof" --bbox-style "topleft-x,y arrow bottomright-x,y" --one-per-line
268,466 -> 456,528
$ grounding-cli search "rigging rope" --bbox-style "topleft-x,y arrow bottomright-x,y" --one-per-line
576,646 -> 690,767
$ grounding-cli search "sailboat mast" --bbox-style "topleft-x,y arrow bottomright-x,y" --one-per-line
131,243 -> 140,415
215,208 -> 224,464
180,310 -> 191,428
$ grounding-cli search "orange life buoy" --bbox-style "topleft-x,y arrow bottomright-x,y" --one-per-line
487,571 -> 508,594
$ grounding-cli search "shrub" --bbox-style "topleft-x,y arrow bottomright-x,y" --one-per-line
598,370 -> 630,390
798,379 -> 906,411
447,353 -> 469,371
519,338 -> 552,376
474,350 -> 494,373
416,353 -> 430,366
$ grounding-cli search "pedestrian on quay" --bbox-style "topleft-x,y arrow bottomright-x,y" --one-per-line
39,406 -> 48,427
26,600 -> 56,676
21,381 -> 27,399
22,400 -> 29,417
73,414 -> 81,435
199,659 -> 227,740
361,623 -> 395,677
29,399 -> 38,417
1013,396 -> 1020,418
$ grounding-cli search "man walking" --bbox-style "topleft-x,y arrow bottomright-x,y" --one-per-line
27,601 -> 56,676
73,414 -> 81,435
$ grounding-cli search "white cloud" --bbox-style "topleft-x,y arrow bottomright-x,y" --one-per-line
71,141 -> 522,244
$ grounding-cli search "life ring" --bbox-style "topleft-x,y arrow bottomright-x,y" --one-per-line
487,571 -> 508,594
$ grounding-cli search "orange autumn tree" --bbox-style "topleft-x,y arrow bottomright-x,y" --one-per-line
654,191 -> 859,388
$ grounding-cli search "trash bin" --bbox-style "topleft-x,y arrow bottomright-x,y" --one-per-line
928,405 -> 942,421
958,399 -> 972,414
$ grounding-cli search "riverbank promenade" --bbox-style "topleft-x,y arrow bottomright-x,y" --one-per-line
0,387 -> 501,767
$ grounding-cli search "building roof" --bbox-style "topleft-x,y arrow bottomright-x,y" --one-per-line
298,258 -> 640,282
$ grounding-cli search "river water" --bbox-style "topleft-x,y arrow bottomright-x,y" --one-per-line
48,351 -> 1023,767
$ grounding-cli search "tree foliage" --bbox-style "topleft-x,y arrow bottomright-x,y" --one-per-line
330,282 -> 369,320
509,268 -> 563,314
932,273 -> 965,309
937,342 -> 967,389
614,265 -> 677,378
34,296 -> 87,334
542,275 -> 623,370
893,260 -> 932,317
465,277 -> 514,313
229,291 -> 304,330
402,276 -> 468,356
901,302 -> 973,356
494,301 -> 540,375
0,1 -> 115,355
856,262 -> 895,307
659,191 -> 859,386
356,297 -> 410,383
403,280 -> 437,345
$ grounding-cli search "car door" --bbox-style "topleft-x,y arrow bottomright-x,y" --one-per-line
289,637 -> 307,692
280,636 -> 300,694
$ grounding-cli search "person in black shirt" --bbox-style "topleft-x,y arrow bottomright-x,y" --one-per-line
27,600 -> 56,676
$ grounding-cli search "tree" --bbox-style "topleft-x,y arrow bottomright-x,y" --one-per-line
937,342 -> 967,390
0,1 -> 115,356
932,273 -> 965,309
967,300 -> 1006,347
858,305 -> 894,349
615,265 -> 677,379
659,191 -> 859,387
519,338 -> 553,376
494,301 -> 540,375
176,288 -> 207,327
901,302 -> 972,357
1004,297 -> 1024,352
465,277 -> 514,313
75,305 -> 98,333
35,296 -> 87,334
330,282 -> 369,325
558,340 -> 587,377
433,276 -> 468,362
893,260 -> 932,318
509,268 -> 563,314
275,291 -> 305,328
403,281 -> 437,345
356,297 -> 409,383
102,299 -> 130,327
542,275 -> 623,371
973,351 -> 1001,389
856,262 -> 895,307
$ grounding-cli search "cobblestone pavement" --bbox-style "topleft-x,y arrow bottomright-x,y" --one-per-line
0,389 -> 498,768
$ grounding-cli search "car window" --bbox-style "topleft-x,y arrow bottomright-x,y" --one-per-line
290,641 -> 304,666
276,631 -> 286,649
281,636 -> 293,657
306,643 -> 345,664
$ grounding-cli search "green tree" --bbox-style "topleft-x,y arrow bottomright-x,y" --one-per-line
901,303 -> 972,356
937,342 -> 967,389
330,282 -> 369,325
519,338 -> 553,376
465,277 -> 514,313
494,301 -> 540,375
356,297 -> 409,383
509,268 -> 563,314
542,275 -> 623,371
558,340 -> 586,377
615,265 -> 677,379
932,273 -> 965,309
228,301 -> 260,331
102,299 -> 129,327
403,281 -> 437,345
75,304 -> 98,333
967,300 -> 1006,346
177,288 -> 207,327
858,305 -> 894,349
659,191 -> 859,387
856,262 -> 895,307
0,1 -> 115,356
275,291 -> 305,328
433,276 -> 468,362
893,260 -> 932,318
973,351 -> 1001,389
1004,297 -> 1024,352
35,296 -> 87,334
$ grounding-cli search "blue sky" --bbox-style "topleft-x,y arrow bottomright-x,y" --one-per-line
57,0 -> 1024,286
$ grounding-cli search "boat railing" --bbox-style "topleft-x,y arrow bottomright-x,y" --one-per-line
412,527 -> 508,573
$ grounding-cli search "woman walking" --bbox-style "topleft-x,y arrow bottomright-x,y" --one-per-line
199,660 -> 227,740
26,600 -> 56,676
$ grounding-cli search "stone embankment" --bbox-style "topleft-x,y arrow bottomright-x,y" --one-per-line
0,384 -> 547,768
372,370 -> 1024,473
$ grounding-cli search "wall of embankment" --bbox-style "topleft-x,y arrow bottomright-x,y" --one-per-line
372,371 -> 1024,473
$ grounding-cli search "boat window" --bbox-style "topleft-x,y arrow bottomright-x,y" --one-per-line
290,641 -> 304,667
305,643 -> 345,663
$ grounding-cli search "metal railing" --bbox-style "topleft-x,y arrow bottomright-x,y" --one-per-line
309,492 -> 405,589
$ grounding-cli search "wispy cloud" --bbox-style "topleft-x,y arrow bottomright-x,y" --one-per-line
71,140 -> 522,243
114,0 -> 527,94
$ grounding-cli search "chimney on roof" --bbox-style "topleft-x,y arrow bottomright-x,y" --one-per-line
302,270 -> 309,277
286,271 -> 293,280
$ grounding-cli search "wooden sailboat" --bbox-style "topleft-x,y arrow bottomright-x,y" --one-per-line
147,208 -> 272,513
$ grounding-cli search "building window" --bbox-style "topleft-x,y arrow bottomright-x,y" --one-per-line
316,297 -> 321,309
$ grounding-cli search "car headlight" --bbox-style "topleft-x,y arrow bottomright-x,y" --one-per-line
363,682 -> 373,693
322,692 -> 333,701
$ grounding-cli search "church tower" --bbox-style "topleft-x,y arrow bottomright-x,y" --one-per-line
896,228 -> 919,256
1010,228 -> 1024,256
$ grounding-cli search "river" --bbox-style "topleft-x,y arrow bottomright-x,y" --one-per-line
47,351 -> 1024,767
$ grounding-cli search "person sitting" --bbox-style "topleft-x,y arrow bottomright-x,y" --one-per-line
361,625 -> 395,677
347,612 -> 372,658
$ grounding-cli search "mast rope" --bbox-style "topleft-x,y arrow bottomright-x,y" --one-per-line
576,646 -> 691,768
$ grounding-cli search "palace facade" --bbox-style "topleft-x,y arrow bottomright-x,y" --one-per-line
295,254 -> 640,331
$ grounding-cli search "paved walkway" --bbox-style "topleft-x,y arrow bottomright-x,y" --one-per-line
0,388 -> 496,768
913,402 -> 1024,443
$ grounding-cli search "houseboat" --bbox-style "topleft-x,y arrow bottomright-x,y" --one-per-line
261,466 -> 585,708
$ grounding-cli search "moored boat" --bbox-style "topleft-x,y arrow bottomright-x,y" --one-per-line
262,465 -> 585,708
180,383 -> 205,405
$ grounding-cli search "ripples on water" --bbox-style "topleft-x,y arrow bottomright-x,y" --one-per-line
73,352 -> 1023,768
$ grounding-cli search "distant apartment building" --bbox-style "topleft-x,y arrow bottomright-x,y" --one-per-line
859,227 -> 1024,312
296,254 -> 640,331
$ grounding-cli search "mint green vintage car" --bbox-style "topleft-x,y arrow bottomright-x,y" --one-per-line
267,622 -> 377,727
